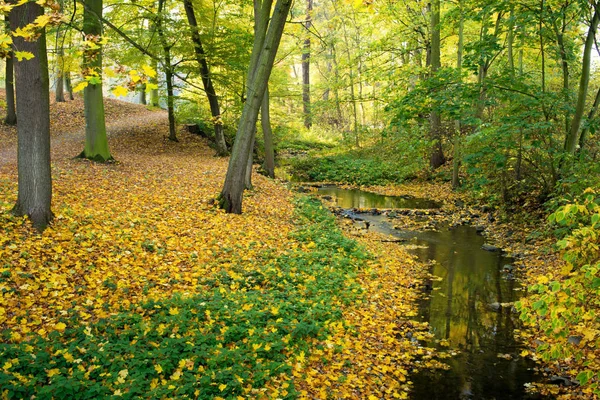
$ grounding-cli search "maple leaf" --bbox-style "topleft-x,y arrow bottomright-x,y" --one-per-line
112,86 -> 128,98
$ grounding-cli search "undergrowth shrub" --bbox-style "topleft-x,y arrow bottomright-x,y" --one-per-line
516,188 -> 600,396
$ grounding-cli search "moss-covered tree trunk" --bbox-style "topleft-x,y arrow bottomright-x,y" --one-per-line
182,0 -> 228,155
4,15 -> 16,125
220,0 -> 291,214
80,0 -> 112,162
10,1 -> 53,231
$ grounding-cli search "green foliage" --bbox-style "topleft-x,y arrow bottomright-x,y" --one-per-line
290,152 -> 421,186
0,197 -> 366,399
516,189 -> 600,396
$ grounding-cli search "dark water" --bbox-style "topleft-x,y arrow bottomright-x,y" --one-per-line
317,186 -> 441,209
322,189 -> 543,400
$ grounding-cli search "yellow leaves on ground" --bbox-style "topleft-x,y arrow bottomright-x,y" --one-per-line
0,101 -> 295,343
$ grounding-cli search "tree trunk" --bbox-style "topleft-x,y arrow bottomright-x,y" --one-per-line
55,11 -> 65,103
245,135 -> 255,190
10,2 -> 53,231
452,2 -> 464,189
139,83 -> 147,105
65,72 -> 74,100
302,0 -> 312,129
578,86 -> 600,152
262,87 -> 275,178
429,0 -> 445,169
79,0 -> 112,162
219,0 -> 291,214
54,45 -> 65,103
564,8 -> 600,154
182,0 -> 228,155
4,15 -> 16,125
149,59 -> 159,106
157,0 -> 177,142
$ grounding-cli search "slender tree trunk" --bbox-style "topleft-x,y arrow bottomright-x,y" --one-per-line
149,57 -> 159,107
182,0 -> 228,155
578,86 -> 600,152
10,2 -> 53,231
245,135 -> 255,189
565,7 -> 600,154
55,44 -> 65,102
507,8 -> 515,73
302,0 -> 312,129
219,0 -> 291,214
552,10 -> 570,135
79,0 -> 112,162
4,15 -> 16,125
55,2 -> 65,104
262,87 -> 275,178
64,72 -> 74,100
452,2 -> 464,189
139,84 -> 147,105
157,0 -> 177,141
429,0 -> 445,169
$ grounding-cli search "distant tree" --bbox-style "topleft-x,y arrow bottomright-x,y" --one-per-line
302,0 -> 313,129
182,0 -> 229,156
10,1 -> 53,230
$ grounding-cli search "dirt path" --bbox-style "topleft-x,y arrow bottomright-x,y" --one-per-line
0,107 -> 168,170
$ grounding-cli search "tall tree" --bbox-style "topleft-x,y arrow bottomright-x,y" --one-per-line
564,5 -> 600,154
302,0 -> 313,129
182,0 -> 228,155
261,87 -> 275,178
429,0 -> 445,169
79,0 -> 112,161
219,0 -> 292,214
4,15 -> 16,125
10,1 -> 53,230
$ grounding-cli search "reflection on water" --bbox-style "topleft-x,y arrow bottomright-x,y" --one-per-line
317,186 -> 441,209
322,189 -> 543,400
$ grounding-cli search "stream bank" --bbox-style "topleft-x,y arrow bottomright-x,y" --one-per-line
299,182 -> 555,399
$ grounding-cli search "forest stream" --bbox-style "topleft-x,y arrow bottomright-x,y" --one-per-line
317,186 -> 545,400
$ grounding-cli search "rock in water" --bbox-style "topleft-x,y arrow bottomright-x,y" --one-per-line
482,244 -> 501,252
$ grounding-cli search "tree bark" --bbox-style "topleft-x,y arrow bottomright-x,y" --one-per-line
578,86 -> 600,152
564,7 -> 600,154
219,0 -> 291,214
55,0 -> 65,105
262,87 -> 275,178
10,1 -> 53,231
302,0 -> 312,129
4,15 -> 16,125
79,0 -> 112,161
429,0 -> 445,169
182,0 -> 228,155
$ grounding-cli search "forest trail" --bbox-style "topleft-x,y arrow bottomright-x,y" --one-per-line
0,96 -> 168,169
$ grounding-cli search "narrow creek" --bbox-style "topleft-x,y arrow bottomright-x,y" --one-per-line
316,186 -> 545,400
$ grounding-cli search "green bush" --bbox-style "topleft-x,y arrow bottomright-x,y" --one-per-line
515,188 -> 600,396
